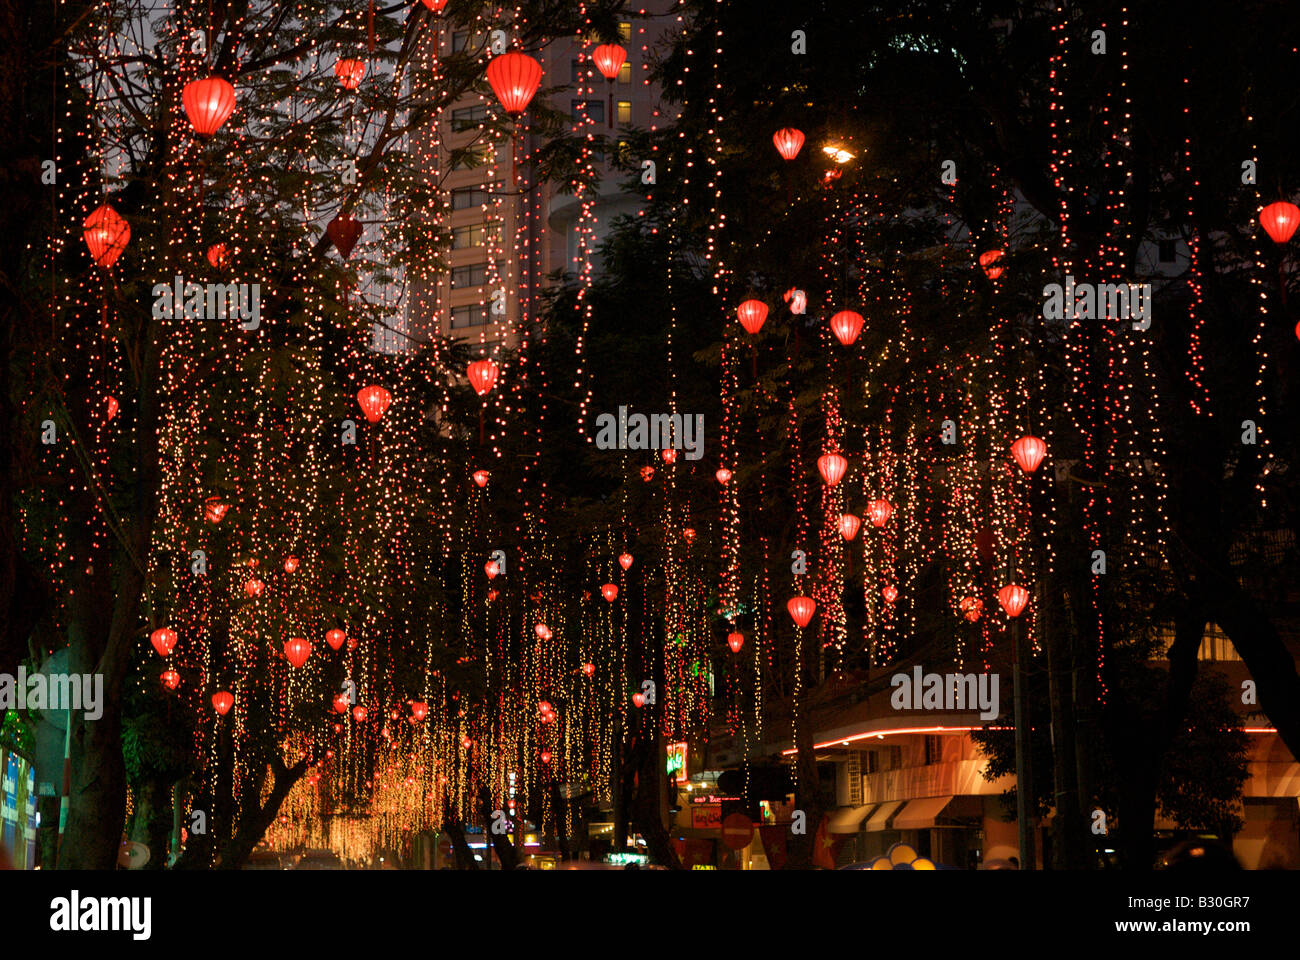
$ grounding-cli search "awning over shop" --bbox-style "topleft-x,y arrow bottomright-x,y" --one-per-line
893,796 -> 954,830
865,800 -> 905,832
829,804 -> 876,835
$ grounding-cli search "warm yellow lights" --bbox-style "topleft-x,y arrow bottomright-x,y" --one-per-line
823,144 -> 854,164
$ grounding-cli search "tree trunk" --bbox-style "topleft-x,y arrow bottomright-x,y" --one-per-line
127,777 -> 173,870
217,755 -> 308,870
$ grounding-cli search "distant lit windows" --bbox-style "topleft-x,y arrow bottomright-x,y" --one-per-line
451,31 -> 471,52
452,187 -> 489,210
451,263 -> 488,289
618,22 -> 631,41
452,224 -> 485,249
618,61 -> 632,84
450,104 -> 486,130
616,100 -> 631,124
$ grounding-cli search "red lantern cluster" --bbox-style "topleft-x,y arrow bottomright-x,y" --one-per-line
486,52 -> 543,115
772,127 -> 805,161
829,310 -> 864,346
882,584 -> 899,604
244,578 -> 264,599
787,596 -> 816,627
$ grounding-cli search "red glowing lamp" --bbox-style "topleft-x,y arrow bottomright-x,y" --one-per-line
535,623 -> 551,640
998,584 -> 1029,618
1260,202 -> 1300,244
467,359 -> 499,396
787,596 -> 816,628
472,470 -> 490,487
485,560 -> 499,579
411,701 -> 428,722
640,466 -> 655,482
420,0 -> 449,9
662,447 -> 678,464
631,693 -> 645,708
866,499 -> 893,527
461,735 -> 473,749
839,513 -> 861,541
715,468 -> 732,484
601,583 -> 618,602
829,310 -> 864,346
106,396 -> 119,421
1011,435 -> 1047,474
727,632 -> 744,653
817,453 -> 848,487
284,555 -> 299,574
206,243 -> 229,270
284,638 -> 312,669
204,498 -> 228,523
736,300 -> 768,335
683,527 -> 696,543
353,706 -> 367,723
334,59 -> 366,89
325,629 -> 346,651
618,553 -> 633,570
485,52 -> 543,116
83,205 -> 130,268
882,584 -> 899,604
772,127 -> 805,161
150,628 -> 178,657
183,77 -> 236,136
160,669 -> 181,691
357,385 -> 391,423
979,249 -> 1005,280
959,597 -> 982,622
582,662 -> 596,676
592,44 -> 627,81
244,578 -> 264,599
212,691 -> 234,715
333,694 -> 349,714
540,750 -> 552,763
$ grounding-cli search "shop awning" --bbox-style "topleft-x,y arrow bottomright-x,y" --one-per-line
829,804 -> 876,835
865,800 -> 905,832
893,796 -> 954,830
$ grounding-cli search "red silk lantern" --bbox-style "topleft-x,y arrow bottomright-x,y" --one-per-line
333,694 -> 349,714
346,636 -> 358,651
472,470 -> 490,487
866,499 -> 893,527
998,583 -> 1029,618
204,498 -> 228,523
787,596 -> 816,627
485,560 -> 499,579
284,555 -> 299,574
106,396 -> 119,421
601,583 -> 618,602
736,299 -> 768,335
772,127 -> 805,161
829,310 -> 864,346
485,52 -> 543,115
540,750 -> 552,763
715,468 -> 732,484
353,706 -> 367,723
592,44 -> 627,81
206,243 -> 229,270
683,527 -> 696,543
839,513 -> 861,540
150,628 -> 178,657
244,578 -> 264,599
83,205 -> 130,267
334,58 -> 366,89
467,359 -> 499,396
727,632 -> 744,653
882,584 -> 899,604
1011,435 -> 1047,474
487,589 -> 499,601
183,76 -> 236,136
640,466 -> 655,482
582,662 -> 596,676
817,453 -> 848,486
326,214 -> 362,258
661,447 -> 678,464
535,623 -> 551,640
420,0 -> 449,9
357,385 -> 391,423
160,669 -> 181,691
325,629 -> 346,651
538,700 -> 552,714
959,597 -> 982,622
284,637 -> 312,669
1260,202 -> 1300,244
979,249 -> 1005,279
631,693 -> 645,708
461,735 -> 473,749
618,553 -> 633,570
411,701 -> 428,721
212,691 -> 234,715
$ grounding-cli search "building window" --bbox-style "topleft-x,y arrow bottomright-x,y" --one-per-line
452,224 -> 486,249
571,99 -> 605,123
1158,238 -> 1177,263
451,263 -> 488,289
618,61 -> 632,84
450,303 -> 487,329
451,31 -> 471,53
616,100 -> 632,124
452,187 -> 489,210
866,750 -> 879,775
887,745 -> 902,770
618,21 -> 632,41
924,735 -> 943,765
571,60 -> 585,83
450,104 -> 486,130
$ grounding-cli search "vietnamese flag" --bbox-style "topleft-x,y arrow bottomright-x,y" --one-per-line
812,814 -> 844,869
758,824 -> 788,869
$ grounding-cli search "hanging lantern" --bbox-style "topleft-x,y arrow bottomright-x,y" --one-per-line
618,553 -> 633,570
411,701 -> 429,722
866,499 -> 893,527
326,214 -> 362,259
631,693 -> 645,708
83,205 -> 130,268
829,310 -> 864,346
472,470 -> 490,487
817,453 -> 848,487
243,578 -> 264,599
683,527 -> 697,543
346,636 -> 358,652
998,583 -> 1029,618
485,51 -> 543,116
284,555 -> 299,574
467,358 -> 499,396
326,629 -> 346,651
356,385 -> 392,423
485,560 -> 499,579
149,628 -> 178,657
591,43 -> 627,81
1260,201 -> 1300,244
727,632 -> 744,653
959,597 -> 982,622
204,497 -> 228,523
979,249 -> 1005,279
538,700 -> 552,714
772,127 -> 805,161
882,584 -> 899,604
839,513 -> 861,540
582,662 -> 596,676
105,396 -> 119,421
461,735 -> 473,749
284,637 -> 312,669
334,58 -> 366,89
420,0 -> 449,9
353,706 -> 368,723
487,589 -> 499,601
715,468 -> 732,484
787,596 -> 816,627
540,750 -> 552,763
640,466 -> 655,482
206,242 -> 229,269
1011,435 -> 1047,474
333,694 -> 349,714
736,299 -> 768,335
601,583 -> 618,602
535,623 -> 551,640
160,669 -> 181,691
183,77 -> 237,136
212,691 -> 234,715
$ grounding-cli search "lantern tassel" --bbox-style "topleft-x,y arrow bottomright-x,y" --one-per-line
368,1 -> 375,53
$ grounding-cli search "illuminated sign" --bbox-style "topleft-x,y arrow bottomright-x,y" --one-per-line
691,804 -> 721,830
666,741 -> 687,780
